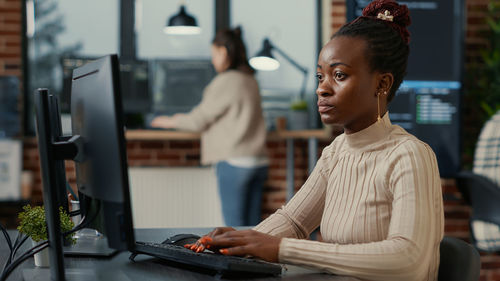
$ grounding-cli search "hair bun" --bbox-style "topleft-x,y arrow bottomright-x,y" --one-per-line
362,0 -> 411,44
233,26 -> 242,38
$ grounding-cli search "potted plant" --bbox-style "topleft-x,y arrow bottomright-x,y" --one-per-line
288,99 -> 309,130
470,2 -> 500,118
17,205 -> 75,267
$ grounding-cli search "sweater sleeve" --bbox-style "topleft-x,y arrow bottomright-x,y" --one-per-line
174,73 -> 236,132
253,143 -> 333,239
276,141 -> 444,281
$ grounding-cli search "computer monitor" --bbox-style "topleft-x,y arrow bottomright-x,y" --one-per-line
150,59 -> 215,115
70,54 -> 135,250
61,57 -> 151,128
34,54 -> 135,280
346,0 -> 465,177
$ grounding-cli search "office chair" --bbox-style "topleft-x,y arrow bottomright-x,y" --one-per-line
456,171 -> 500,252
438,236 -> 481,281
455,111 -> 500,252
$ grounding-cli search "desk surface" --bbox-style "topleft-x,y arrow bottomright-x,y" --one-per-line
125,129 -> 332,141
1,228 -> 358,281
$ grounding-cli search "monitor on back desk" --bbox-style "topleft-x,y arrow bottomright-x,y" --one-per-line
150,59 -> 215,115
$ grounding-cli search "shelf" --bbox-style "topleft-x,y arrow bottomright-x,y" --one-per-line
125,129 -> 332,141
125,130 -> 200,140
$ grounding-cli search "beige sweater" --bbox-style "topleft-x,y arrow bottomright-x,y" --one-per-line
254,113 -> 444,281
174,70 -> 267,165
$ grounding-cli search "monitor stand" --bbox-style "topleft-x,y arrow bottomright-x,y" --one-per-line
63,232 -> 118,257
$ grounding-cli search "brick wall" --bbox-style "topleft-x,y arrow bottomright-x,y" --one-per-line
3,0 -> 500,279
462,0 -> 494,169
0,0 -> 22,77
0,0 -> 23,131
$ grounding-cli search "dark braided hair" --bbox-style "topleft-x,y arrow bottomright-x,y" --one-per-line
212,26 -> 254,74
332,0 -> 411,102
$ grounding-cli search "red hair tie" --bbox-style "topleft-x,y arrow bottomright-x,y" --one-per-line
359,0 -> 411,44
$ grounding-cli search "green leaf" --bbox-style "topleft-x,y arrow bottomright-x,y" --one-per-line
290,100 -> 308,111
486,17 -> 500,33
481,102 -> 496,118
17,205 -> 76,244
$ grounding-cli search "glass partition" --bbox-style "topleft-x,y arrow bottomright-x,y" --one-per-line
26,0 -> 119,133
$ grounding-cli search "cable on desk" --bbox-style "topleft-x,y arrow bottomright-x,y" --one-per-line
0,241 -> 48,281
0,223 -> 13,254
1,222 -> 30,275
6,232 -> 27,272
1,221 -> 42,281
0,223 -> 13,274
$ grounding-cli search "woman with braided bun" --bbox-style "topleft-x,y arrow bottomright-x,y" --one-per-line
185,1 -> 443,280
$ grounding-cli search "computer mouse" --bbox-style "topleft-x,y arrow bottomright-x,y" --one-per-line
161,233 -> 201,246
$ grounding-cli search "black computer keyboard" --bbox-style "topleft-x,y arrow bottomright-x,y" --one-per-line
132,241 -> 283,277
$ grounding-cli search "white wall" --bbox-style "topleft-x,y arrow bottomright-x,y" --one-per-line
129,167 -> 224,228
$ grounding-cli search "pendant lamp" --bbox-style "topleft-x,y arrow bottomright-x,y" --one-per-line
164,5 -> 201,35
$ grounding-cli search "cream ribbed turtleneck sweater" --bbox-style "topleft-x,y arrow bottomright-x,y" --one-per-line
254,113 -> 444,281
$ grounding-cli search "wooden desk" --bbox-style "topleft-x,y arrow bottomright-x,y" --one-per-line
1,228 -> 356,281
125,130 -> 200,140
125,129 -> 329,141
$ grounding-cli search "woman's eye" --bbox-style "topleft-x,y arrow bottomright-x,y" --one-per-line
315,74 -> 323,81
334,71 -> 346,80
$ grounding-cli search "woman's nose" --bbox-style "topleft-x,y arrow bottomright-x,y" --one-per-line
316,84 -> 332,98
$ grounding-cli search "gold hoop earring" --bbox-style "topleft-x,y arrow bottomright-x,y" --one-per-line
377,93 -> 381,122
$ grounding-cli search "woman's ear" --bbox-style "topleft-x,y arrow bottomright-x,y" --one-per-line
221,46 -> 229,58
376,73 -> 394,96
221,46 -> 230,68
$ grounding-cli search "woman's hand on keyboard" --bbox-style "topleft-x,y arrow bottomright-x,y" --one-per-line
204,229 -> 281,263
184,227 -> 236,253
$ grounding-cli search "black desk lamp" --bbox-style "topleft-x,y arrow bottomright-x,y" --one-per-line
164,4 -> 201,35
249,38 -> 309,101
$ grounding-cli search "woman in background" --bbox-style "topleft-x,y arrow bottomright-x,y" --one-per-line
186,1 -> 444,280
151,27 -> 268,227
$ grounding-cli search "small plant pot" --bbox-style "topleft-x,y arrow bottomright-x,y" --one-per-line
32,240 -> 49,267
70,200 -> 81,226
288,110 -> 309,130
